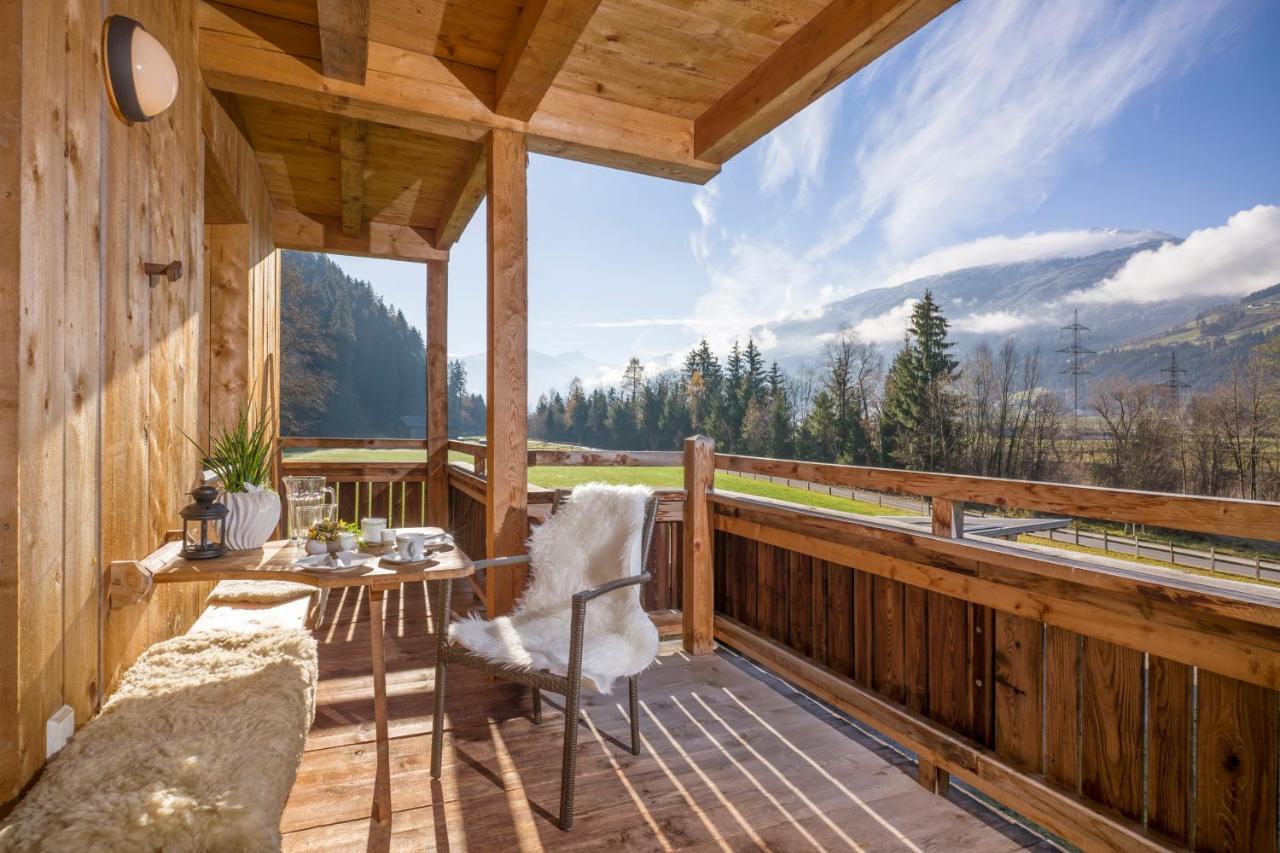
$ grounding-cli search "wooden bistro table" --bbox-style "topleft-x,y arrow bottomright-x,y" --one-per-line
150,527 -> 474,822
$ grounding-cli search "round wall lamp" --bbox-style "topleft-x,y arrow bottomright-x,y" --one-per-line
101,15 -> 179,125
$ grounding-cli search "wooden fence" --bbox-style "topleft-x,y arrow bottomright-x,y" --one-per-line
711,452 -> 1280,852
280,435 -> 1280,851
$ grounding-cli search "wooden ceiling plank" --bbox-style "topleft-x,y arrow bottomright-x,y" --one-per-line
694,0 -> 956,162
495,0 -> 604,121
436,141 -> 487,250
199,3 -> 718,183
338,117 -> 367,237
317,0 -> 370,83
273,209 -> 446,262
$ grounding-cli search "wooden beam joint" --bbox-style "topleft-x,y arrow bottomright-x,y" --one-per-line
338,117 -> 367,238
317,0 -> 370,84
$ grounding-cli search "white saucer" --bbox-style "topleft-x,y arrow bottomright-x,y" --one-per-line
293,551 -> 376,571
380,541 -> 451,565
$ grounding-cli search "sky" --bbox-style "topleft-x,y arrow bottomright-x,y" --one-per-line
331,0 -> 1280,391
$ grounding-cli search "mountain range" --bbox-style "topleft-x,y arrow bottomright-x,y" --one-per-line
752,232 -> 1275,393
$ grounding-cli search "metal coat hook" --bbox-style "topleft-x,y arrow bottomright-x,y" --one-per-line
144,260 -> 183,286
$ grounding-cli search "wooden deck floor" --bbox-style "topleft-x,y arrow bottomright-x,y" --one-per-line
281,581 -> 1045,851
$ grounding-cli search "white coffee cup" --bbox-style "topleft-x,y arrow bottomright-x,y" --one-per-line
380,529 -> 398,549
396,532 -> 428,561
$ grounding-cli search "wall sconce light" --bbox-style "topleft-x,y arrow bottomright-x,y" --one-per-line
101,15 -> 179,125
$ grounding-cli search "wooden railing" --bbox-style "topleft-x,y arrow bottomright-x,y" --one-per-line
709,451 -> 1280,853
284,435 -> 1280,851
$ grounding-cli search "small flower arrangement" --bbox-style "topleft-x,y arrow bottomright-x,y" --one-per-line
306,519 -> 360,542
304,519 -> 361,555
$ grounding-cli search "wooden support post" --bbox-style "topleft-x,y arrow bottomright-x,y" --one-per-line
426,258 -> 448,527
484,129 -> 528,618
682,435 -> 715,654
920,496 -> 967,796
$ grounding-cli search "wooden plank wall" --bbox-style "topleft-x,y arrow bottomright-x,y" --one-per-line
712,516 -> 1280,851
1,0 -> 279,806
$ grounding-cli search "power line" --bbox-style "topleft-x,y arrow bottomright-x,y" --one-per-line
1058,309 -> 1094,438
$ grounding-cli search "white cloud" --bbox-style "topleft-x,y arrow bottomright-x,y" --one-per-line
852,299 -> 918,344
572,318 -> 692,329
819,0 -> 1225,258
880,228 -> 1170,289
690,240 -> 846,351
759,89 -> 842,198
689,182 -> 719,262
1075,205 -> 1280,304
951,310 -> 1038,334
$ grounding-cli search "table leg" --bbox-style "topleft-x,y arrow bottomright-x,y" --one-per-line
430,578 -> 453,779
368,587 -> 391,822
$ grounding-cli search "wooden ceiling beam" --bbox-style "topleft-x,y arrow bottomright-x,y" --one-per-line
317,0 -> 369,84
338,117 -> 366,237
694,0 -> 957,163
199,3 -> 718,184
436,142 -> 487,250
495,0 -> 603,121
273,209 -> 447,262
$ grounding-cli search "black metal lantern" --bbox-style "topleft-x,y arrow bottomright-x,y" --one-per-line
180,485 -> 228,560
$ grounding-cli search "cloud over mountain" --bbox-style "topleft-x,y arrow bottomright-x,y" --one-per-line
1074,205 -> 1280,304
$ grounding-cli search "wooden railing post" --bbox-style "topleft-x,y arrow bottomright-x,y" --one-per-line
918,496 -> 967,796
682,435 -> 715,654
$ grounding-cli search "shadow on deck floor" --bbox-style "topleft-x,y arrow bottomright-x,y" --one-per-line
281,581 -> 1056,851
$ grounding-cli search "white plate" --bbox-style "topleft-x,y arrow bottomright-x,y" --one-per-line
292,551 -> 376,571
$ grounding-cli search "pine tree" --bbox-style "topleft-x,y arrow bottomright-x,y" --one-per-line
565,378 -> 588,444
880,291 -> 959,470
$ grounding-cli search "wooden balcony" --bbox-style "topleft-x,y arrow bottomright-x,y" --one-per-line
276,440 -> 1280,852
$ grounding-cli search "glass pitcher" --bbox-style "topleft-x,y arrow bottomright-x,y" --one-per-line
282,476 -> 336,545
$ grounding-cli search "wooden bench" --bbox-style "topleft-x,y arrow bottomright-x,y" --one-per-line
0,575 -> 320,851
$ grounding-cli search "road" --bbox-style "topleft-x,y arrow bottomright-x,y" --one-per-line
723,470 -> 1280,584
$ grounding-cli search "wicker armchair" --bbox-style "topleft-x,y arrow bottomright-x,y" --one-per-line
429,489 -> 660,830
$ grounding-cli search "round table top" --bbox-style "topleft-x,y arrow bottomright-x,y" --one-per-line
155,527 -> 475,590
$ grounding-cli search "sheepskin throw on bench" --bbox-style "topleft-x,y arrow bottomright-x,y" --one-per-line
450,482 -> 658,693
0,629 -> 318,852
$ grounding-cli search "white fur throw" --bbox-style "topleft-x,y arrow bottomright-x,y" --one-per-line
450,483 -> 658,693
0,629 -> 318,852
207,579 -> 316,605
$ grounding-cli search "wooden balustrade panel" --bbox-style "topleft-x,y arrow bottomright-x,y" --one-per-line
926,592 -> 971,735
1148,655 -> 1192,846
641,520 -> 683,612
824,560 -> 856,678
789,550 -> 814,660
1080,637 -> 1145,822
872,577 -> 907,705
1195,672 -> 1278,853
993,613 -> 1043,773
1044,627 -> 1081,793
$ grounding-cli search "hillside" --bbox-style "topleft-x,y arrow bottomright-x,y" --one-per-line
1088,285 -> 1280,389
280,252 -> 427,437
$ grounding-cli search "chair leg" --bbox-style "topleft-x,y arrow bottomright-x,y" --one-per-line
532,686 -> 543,724
430,579 -> 453,780
559,680 -> 582,830
628,674 -> 641,756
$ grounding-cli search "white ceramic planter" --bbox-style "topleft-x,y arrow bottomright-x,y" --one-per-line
304,533 -> 355,555
221,489 -> 281,550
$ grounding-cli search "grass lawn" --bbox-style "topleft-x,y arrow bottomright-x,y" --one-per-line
528,467 -> 908,517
